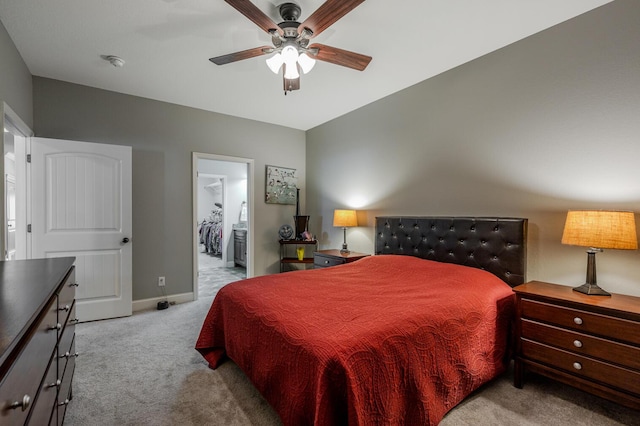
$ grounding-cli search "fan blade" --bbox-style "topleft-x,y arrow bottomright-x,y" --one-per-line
298,0 -> 365,38
284,76 -> 300,92
309,44 -> 371,71
225,0 -> 283,36
209,46 -> 273,65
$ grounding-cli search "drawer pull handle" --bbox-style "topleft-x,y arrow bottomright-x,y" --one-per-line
60,351 -> 80,359
59,304 -> 70,312
69,282 -> 79,287
48,379 -> 62,389
58,399 -> 70,407
573,340 -> 583,348
70,318 -> 80,324
9,395 -> 31,411
573,317 -> 583,325
573,362 -> 582,370
50,323 -> 62,331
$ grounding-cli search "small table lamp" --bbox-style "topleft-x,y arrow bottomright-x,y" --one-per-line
561,210 -> 638,296
333,209 -> 357,254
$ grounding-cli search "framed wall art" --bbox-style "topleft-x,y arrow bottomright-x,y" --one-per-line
265,165 -> 297,205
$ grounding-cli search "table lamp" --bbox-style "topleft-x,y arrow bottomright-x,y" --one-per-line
333,209 -> 357,254
561,210 -> 637,296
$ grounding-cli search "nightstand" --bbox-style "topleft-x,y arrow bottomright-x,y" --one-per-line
513,281 -> 640,410
313,249 -> 369,269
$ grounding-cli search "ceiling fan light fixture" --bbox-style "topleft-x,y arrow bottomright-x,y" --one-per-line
266,52 -> 284,73
283,63 -> 300,80
282,45 -> 300,79
298,53 -> 316,74
281,45 -> 298,63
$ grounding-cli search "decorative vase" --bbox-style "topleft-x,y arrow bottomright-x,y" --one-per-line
294,215 -> 310,240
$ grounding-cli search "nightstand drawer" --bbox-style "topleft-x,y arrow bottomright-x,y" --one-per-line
522,319 -> 640,370
521,299 -> 640,346
522,339 -> 640,395
313,250 -> 370,269
314,254 -> 345,268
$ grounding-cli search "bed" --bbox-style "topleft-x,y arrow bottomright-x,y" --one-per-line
196,216 -> 528,425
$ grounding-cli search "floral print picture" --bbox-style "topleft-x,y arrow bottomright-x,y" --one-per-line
265,165 -> 297,205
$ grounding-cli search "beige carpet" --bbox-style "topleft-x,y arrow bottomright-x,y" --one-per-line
65,293 -> 639,426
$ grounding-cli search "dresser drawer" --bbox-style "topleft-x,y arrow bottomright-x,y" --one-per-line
0,296 -> 58,424
314,254 -> 345,268
522,319 -> 640,370
57,268 -> 76,326
58,336 -> 76,425
522,339 -> 640,395
27,352 -> 58,426
521,299 -> 640,346
58,303 -> 77,377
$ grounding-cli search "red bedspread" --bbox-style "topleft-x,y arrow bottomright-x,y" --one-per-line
196,255 -> 514,425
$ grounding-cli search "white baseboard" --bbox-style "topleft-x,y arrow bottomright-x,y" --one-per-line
132,292 -> 194,312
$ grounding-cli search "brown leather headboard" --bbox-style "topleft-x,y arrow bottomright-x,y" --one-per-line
375,217 -> 528,287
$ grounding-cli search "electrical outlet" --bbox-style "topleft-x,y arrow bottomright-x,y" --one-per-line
158,276 -> 165,287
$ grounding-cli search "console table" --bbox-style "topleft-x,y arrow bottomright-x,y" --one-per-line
279,239 -> 318,272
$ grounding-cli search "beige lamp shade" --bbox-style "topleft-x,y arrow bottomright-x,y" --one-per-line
561,210 -> 638,250
333,209 -> 357,227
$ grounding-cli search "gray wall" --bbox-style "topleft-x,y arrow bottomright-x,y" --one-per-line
307,0 -> 640,297
33,78 -> 305,300
6,0 -> 640,300
0,19 -> 32,128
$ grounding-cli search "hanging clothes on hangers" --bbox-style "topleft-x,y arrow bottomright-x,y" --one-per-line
199,206 -> 223,255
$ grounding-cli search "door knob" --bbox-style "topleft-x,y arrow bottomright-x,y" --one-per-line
122,237 -> 130,244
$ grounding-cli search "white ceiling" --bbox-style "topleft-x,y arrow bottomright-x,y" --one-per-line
0,0 -> 611,131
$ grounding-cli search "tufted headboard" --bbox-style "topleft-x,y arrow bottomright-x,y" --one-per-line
375,217 -> 528,287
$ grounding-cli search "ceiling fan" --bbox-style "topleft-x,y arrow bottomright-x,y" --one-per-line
210,0 -> 372,94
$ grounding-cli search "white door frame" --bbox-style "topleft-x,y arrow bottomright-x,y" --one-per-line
1,101 -> 33,260
192,152 -> 254,300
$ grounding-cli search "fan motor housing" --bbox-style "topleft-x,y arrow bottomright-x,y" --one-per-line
279,3 -> 301,22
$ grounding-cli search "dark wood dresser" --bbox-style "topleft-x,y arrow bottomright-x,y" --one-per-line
0,257 -> 78,425
513,281 -> 640,410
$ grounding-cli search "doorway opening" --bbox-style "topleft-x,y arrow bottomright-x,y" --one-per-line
192,153 -> 253,300
2,102 -> 31,261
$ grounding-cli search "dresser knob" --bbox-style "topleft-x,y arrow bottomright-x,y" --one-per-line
48,379 -> 62,389
59,304 -> 70,312
573,317 -> 583,325
9,395 -> 31,411
573,362 -> 583,370
58,399 -> 70,407
324,260 -> 330,264
573,340 -> 583,348
49,323 -> 62,331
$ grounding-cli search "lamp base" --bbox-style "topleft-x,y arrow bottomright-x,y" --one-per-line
572,283 -> 611,296
340,227 -> 350,254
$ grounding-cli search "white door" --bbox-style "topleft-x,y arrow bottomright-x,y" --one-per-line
30,137 -> 132,321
